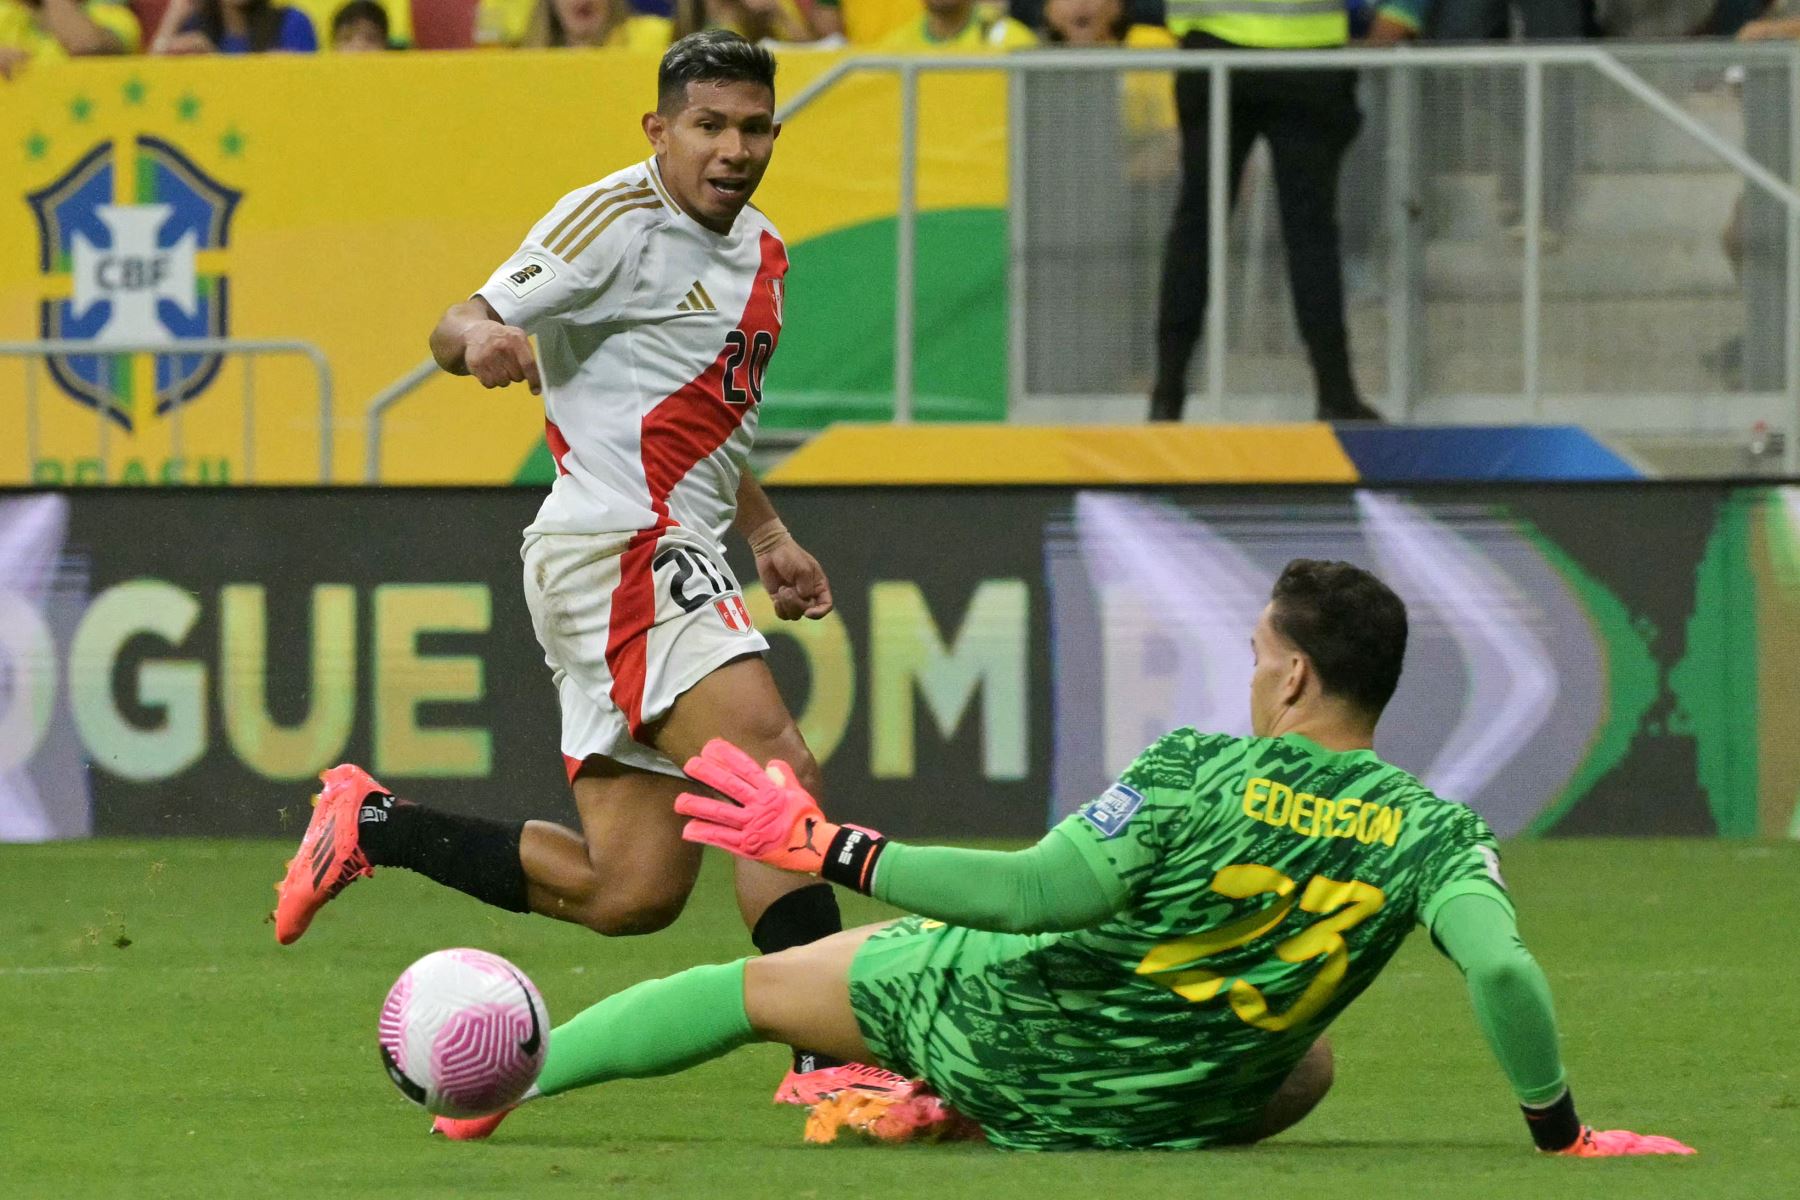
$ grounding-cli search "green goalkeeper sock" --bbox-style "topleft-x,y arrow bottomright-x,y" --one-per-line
534,959 -> 755,1097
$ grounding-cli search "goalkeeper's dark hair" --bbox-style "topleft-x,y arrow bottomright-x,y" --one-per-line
1268,559 -> 1408,719
657,31 -> 777,114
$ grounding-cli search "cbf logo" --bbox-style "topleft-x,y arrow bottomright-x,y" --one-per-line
28,135 -> 241,430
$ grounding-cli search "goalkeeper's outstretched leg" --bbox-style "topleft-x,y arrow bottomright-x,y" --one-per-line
432,924 -> 899,1141
450,925 -> 1338,1149
739,922 -> 889,1062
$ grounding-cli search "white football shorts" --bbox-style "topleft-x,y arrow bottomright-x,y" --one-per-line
522,526 -> 768,781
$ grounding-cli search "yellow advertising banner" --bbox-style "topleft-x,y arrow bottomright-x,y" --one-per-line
0,51 -> 1008,485
767,424 -> 1363,485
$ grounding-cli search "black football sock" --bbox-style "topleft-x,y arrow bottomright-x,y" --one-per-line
1522,1088 -> 1583,1152
356,791 -> 530,914
751,883 -> 847,1073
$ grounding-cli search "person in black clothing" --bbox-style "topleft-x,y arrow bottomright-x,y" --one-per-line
1150,33 -> 1382,422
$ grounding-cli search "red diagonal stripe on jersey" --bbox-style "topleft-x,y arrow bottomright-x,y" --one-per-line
638,232 -> 787,526
545,419 -> 572,477
604,231 -> 788,738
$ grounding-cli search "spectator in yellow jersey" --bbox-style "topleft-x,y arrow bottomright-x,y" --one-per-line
0,0 -> 137,79
881,0 -> 1035,46
808,0 -> 924,40
674,0 -> 813,42
524,0 -> 672,47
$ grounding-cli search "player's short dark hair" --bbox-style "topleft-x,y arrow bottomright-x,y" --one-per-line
331,0 -> 389,40
1268,559 -> 1408,718
657,31 -> 777,114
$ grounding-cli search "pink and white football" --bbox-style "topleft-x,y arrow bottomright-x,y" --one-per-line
377,948 -> 549,1118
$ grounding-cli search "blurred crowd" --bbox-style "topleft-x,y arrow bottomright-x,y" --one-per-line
4,0 -> 1793,417
0,0 -> 1146,63
0,0 -> 1791,71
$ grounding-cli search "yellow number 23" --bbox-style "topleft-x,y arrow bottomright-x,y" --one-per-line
1134,864 -> 1385,1032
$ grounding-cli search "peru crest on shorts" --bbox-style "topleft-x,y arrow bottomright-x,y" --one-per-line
714,594 -> 753,634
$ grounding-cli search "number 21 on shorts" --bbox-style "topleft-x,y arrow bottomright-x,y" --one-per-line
1135,865 -> 1385,1032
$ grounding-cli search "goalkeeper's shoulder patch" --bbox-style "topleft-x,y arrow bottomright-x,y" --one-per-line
1079,784 -> 1145,839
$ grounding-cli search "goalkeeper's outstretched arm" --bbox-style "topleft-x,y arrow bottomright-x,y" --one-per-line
861,832 -> 1126,933
1431,893 -> 1694,1157
677,740 -> 1129,933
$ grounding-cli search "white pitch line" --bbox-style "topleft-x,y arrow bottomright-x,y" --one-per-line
0,965 -> 112,976
0,964 -> 224,976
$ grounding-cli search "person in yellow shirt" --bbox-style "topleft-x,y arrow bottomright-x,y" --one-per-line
0,0 -> 137,78
809,0 -> 917,42
523,0 -> 672,48
880,0 -> 1035,47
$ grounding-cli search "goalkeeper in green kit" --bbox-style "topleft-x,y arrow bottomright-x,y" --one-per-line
436,560 -> 1694,1157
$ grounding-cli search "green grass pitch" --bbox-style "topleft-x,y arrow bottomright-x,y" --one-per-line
2,838 -> 1794,1199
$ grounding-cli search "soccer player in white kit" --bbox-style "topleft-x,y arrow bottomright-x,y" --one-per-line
274,31 -> 902,1106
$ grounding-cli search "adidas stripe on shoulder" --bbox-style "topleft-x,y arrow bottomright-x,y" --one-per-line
533,176 -> 665,267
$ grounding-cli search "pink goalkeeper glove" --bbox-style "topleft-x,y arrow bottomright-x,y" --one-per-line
676,739 -> 888,891
1554,1127 -> 1697,1157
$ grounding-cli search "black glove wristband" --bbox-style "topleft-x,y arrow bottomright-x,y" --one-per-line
819,824 -> 887,894
1521,1088 -> 1582,1152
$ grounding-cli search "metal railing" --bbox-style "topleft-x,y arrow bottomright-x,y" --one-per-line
1,338 -> 334,482
363,357 -> 440,483
361,44 -> 1800,479
776,43 -> 1800,461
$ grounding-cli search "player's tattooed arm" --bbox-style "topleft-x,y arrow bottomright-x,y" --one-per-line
430,297 -> 541,395
736,474 -> 832,620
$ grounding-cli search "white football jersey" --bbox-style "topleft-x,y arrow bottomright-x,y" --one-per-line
476,156 -> 788,544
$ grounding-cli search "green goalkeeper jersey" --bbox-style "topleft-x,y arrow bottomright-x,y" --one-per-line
846,728 -> 1511,1150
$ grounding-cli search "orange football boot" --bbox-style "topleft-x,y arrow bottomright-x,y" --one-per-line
775,1061 -> 910,1106
431,1108 -> 515,1141
273,764 -> 380,945
803,1081 -> 983,1145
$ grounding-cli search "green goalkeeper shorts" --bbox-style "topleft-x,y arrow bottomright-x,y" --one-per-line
846,915 -> 962,1082
845,914 -> 1290,1151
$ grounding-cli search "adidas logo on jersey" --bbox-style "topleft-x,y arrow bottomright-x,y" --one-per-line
675,281 -> 717,313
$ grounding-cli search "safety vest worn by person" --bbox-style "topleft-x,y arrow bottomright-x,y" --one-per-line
1165,0 -> 1347,48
